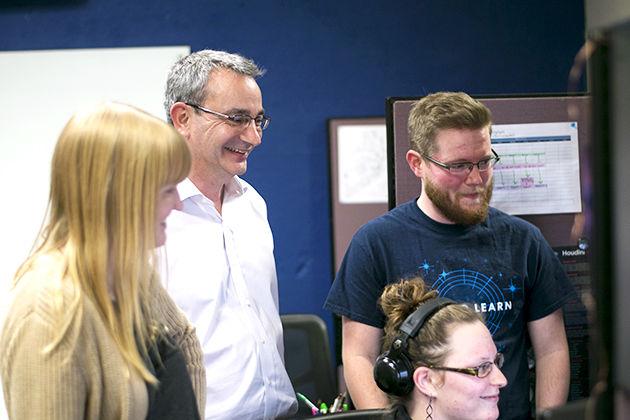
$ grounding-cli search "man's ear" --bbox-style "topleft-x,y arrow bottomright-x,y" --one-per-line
413,366 -> 438,397
406,149 -> 424,179
170,102 -> 191,138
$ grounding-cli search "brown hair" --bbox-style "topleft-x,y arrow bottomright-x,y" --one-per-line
407,92 -> 492,156
379,276 -> 483,372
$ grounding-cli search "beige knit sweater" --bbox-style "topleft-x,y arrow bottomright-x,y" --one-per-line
0,253 -> 205,420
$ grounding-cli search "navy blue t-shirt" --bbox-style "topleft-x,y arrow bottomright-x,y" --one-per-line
324,199 -> 574,420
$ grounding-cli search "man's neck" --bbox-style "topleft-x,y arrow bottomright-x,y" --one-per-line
189,172 -> 230,215
416,194 -> 454,224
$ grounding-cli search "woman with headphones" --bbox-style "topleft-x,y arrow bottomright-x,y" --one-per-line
374,277 -> 507,420
0,103 -> 204,419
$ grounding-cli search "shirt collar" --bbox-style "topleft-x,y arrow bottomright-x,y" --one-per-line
177,176 -> 247,202
177,178 -> 202,201
224,176 -> 246,197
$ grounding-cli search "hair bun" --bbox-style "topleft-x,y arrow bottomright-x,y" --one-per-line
379,277 -> 437,330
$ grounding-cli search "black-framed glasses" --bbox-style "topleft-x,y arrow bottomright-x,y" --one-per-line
186,103 -> 271,130
429,352 -> 504,378
423,149 -> 500,175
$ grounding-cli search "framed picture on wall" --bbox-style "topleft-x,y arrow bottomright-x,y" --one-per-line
328,117 -> 387,274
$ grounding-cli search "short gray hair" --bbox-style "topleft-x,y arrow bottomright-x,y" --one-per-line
164,49 -> 265,124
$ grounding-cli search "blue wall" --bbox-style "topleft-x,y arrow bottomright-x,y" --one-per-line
0,0 -> 585,361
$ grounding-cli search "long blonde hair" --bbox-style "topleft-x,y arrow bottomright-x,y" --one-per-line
15,102 -> 191,382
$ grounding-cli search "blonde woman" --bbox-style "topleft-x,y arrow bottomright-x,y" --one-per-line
374,278 -> 507,420
0,103 -> 204,419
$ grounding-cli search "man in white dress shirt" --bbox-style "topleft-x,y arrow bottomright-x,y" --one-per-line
161,49 -> 297,419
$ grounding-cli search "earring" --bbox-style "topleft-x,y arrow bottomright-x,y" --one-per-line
425,396 -> 434,420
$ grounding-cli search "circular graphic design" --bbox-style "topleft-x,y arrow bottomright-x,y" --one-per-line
432,268 -> 508,335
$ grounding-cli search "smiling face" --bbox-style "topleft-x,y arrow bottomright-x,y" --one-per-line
417,126 -> 494,225
155,184 -> 182,247
431,321 -> 507,420
186,68 -> 264,186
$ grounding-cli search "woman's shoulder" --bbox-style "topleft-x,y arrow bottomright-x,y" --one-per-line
1,253 -> 85,366
386,404 -> 413,420
16,252 -> 73,291
7,252 -> 80,324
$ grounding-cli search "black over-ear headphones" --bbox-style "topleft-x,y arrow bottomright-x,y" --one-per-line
373,297 -> 455,396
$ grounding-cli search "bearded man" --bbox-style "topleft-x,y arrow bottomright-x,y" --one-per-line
324,92 -> 573,420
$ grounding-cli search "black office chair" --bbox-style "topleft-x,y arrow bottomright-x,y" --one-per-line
281,314 -> 337,415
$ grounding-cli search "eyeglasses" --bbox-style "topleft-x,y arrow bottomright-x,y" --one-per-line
423,149 -> 500,175
429,352 -> 504,378
186,103 -> 271,130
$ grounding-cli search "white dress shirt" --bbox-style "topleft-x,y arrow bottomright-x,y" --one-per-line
160,177 -> 297,420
